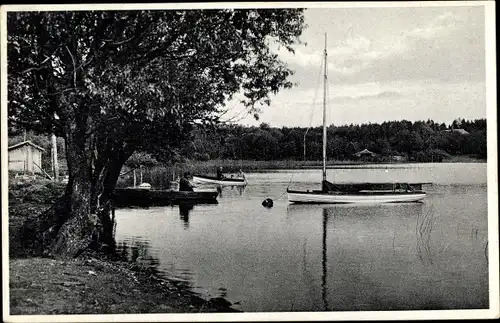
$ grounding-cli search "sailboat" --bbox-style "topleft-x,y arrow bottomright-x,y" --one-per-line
287,33 -> 427,204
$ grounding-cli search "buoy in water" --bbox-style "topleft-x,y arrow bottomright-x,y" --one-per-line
262,198 -> 274,208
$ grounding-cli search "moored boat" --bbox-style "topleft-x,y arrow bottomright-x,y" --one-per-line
287,33 -> 428,205
287,188 -> 427,204
112,187 -> 219,207
192,174 -> 247,186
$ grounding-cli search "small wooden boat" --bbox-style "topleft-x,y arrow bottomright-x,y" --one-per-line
112,188 -> 219,207
192,174 -> 247,186
287,33 -> 428,205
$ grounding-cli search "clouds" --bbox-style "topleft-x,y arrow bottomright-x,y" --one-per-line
277,7 -> 485,85
331,91 -> 402,103
232,5 -> 488,128
406,11 -> 463,40
231,79 -> 486,128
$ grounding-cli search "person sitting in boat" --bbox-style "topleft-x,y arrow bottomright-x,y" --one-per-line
179,172 -> 195,191
216,167 -> 225,180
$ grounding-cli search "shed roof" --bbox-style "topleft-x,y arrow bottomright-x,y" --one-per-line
8,141 -> 46,152
354,148 -> 376,157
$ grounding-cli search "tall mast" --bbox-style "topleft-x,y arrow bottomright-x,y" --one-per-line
322,32 -> 328,183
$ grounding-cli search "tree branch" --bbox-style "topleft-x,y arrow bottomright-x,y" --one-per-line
47,87 -> 84,96
74,55 -> 95,73
104,36 -> 135,46
20,65 -> 48,74
65,45 -> 77,89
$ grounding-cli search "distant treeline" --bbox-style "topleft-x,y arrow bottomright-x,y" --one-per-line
8,118 -> 487,176
181,118 -> 487,162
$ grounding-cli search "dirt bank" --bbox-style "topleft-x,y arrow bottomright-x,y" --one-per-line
7,176 -> 238,315
9,254 -> 237,314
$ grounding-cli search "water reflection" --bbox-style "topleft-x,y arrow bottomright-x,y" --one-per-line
416,206 -> 436,265
287,203 -> 426,311
321,208 -> 329,311
216,185 -> 246,198
285,205 -> 333,311
287,202 -> 423,220
179,203 -> 194,229
115,169 -> 488,312
116,238 -> 161,274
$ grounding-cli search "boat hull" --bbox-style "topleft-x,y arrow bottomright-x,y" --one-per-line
287,190 -> 426,204
113,188 -> 219,207
192,175 -> 247,186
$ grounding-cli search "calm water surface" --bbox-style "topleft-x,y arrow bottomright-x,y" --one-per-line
115,163 -> 489,312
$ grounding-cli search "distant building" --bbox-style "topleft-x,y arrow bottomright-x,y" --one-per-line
353,149 -> 377,162
354,149 -> 376,158
8,141 -> 45,174
444,128 -> 470,136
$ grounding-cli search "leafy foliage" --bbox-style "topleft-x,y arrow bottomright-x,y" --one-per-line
8,10 -> 305,146
7,9 -> 306,256
8,8 -> 306,173
124,152 -> 159,169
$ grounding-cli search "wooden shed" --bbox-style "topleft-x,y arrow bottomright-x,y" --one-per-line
8,141 -> 45,174
354,149 -> 376,158
353,148 -> 377,162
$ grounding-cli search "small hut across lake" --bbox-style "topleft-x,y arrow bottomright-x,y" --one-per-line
353,149 -> 377,162
8,141 -> 45,174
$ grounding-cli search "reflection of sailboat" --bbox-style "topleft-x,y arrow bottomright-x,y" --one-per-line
287,204 -> 330,310
287,202 -> 425,311
416,207 -> 435,265
287,33 -> 427,204
321,207 -> 329,311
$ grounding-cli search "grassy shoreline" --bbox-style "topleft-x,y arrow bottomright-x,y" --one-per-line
118,155 -> 486,188
177,155 -> 486,174
8,177 -> 238,315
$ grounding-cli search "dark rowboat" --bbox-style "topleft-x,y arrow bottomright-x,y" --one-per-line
112,188 -> 218,207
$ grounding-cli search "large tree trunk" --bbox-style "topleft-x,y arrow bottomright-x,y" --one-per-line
45,114 -> 96,257
89,145 -> 134,254
22,157 -> 128,258
21,124 -> 134,258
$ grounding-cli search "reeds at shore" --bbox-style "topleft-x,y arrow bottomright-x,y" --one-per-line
115,159 -> 367,189
115,154 -> 483,189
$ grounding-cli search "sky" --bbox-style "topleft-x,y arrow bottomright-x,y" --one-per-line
226,4 -> 488,128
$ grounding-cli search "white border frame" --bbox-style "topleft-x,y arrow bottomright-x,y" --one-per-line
1,1 -> 498,322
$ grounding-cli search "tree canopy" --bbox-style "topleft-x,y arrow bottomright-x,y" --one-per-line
182,118 -> 487,162
8,9 -> 305,159
8,9 -> 306,257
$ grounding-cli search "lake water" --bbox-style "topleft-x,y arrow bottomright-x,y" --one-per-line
114,163 -> 489,312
